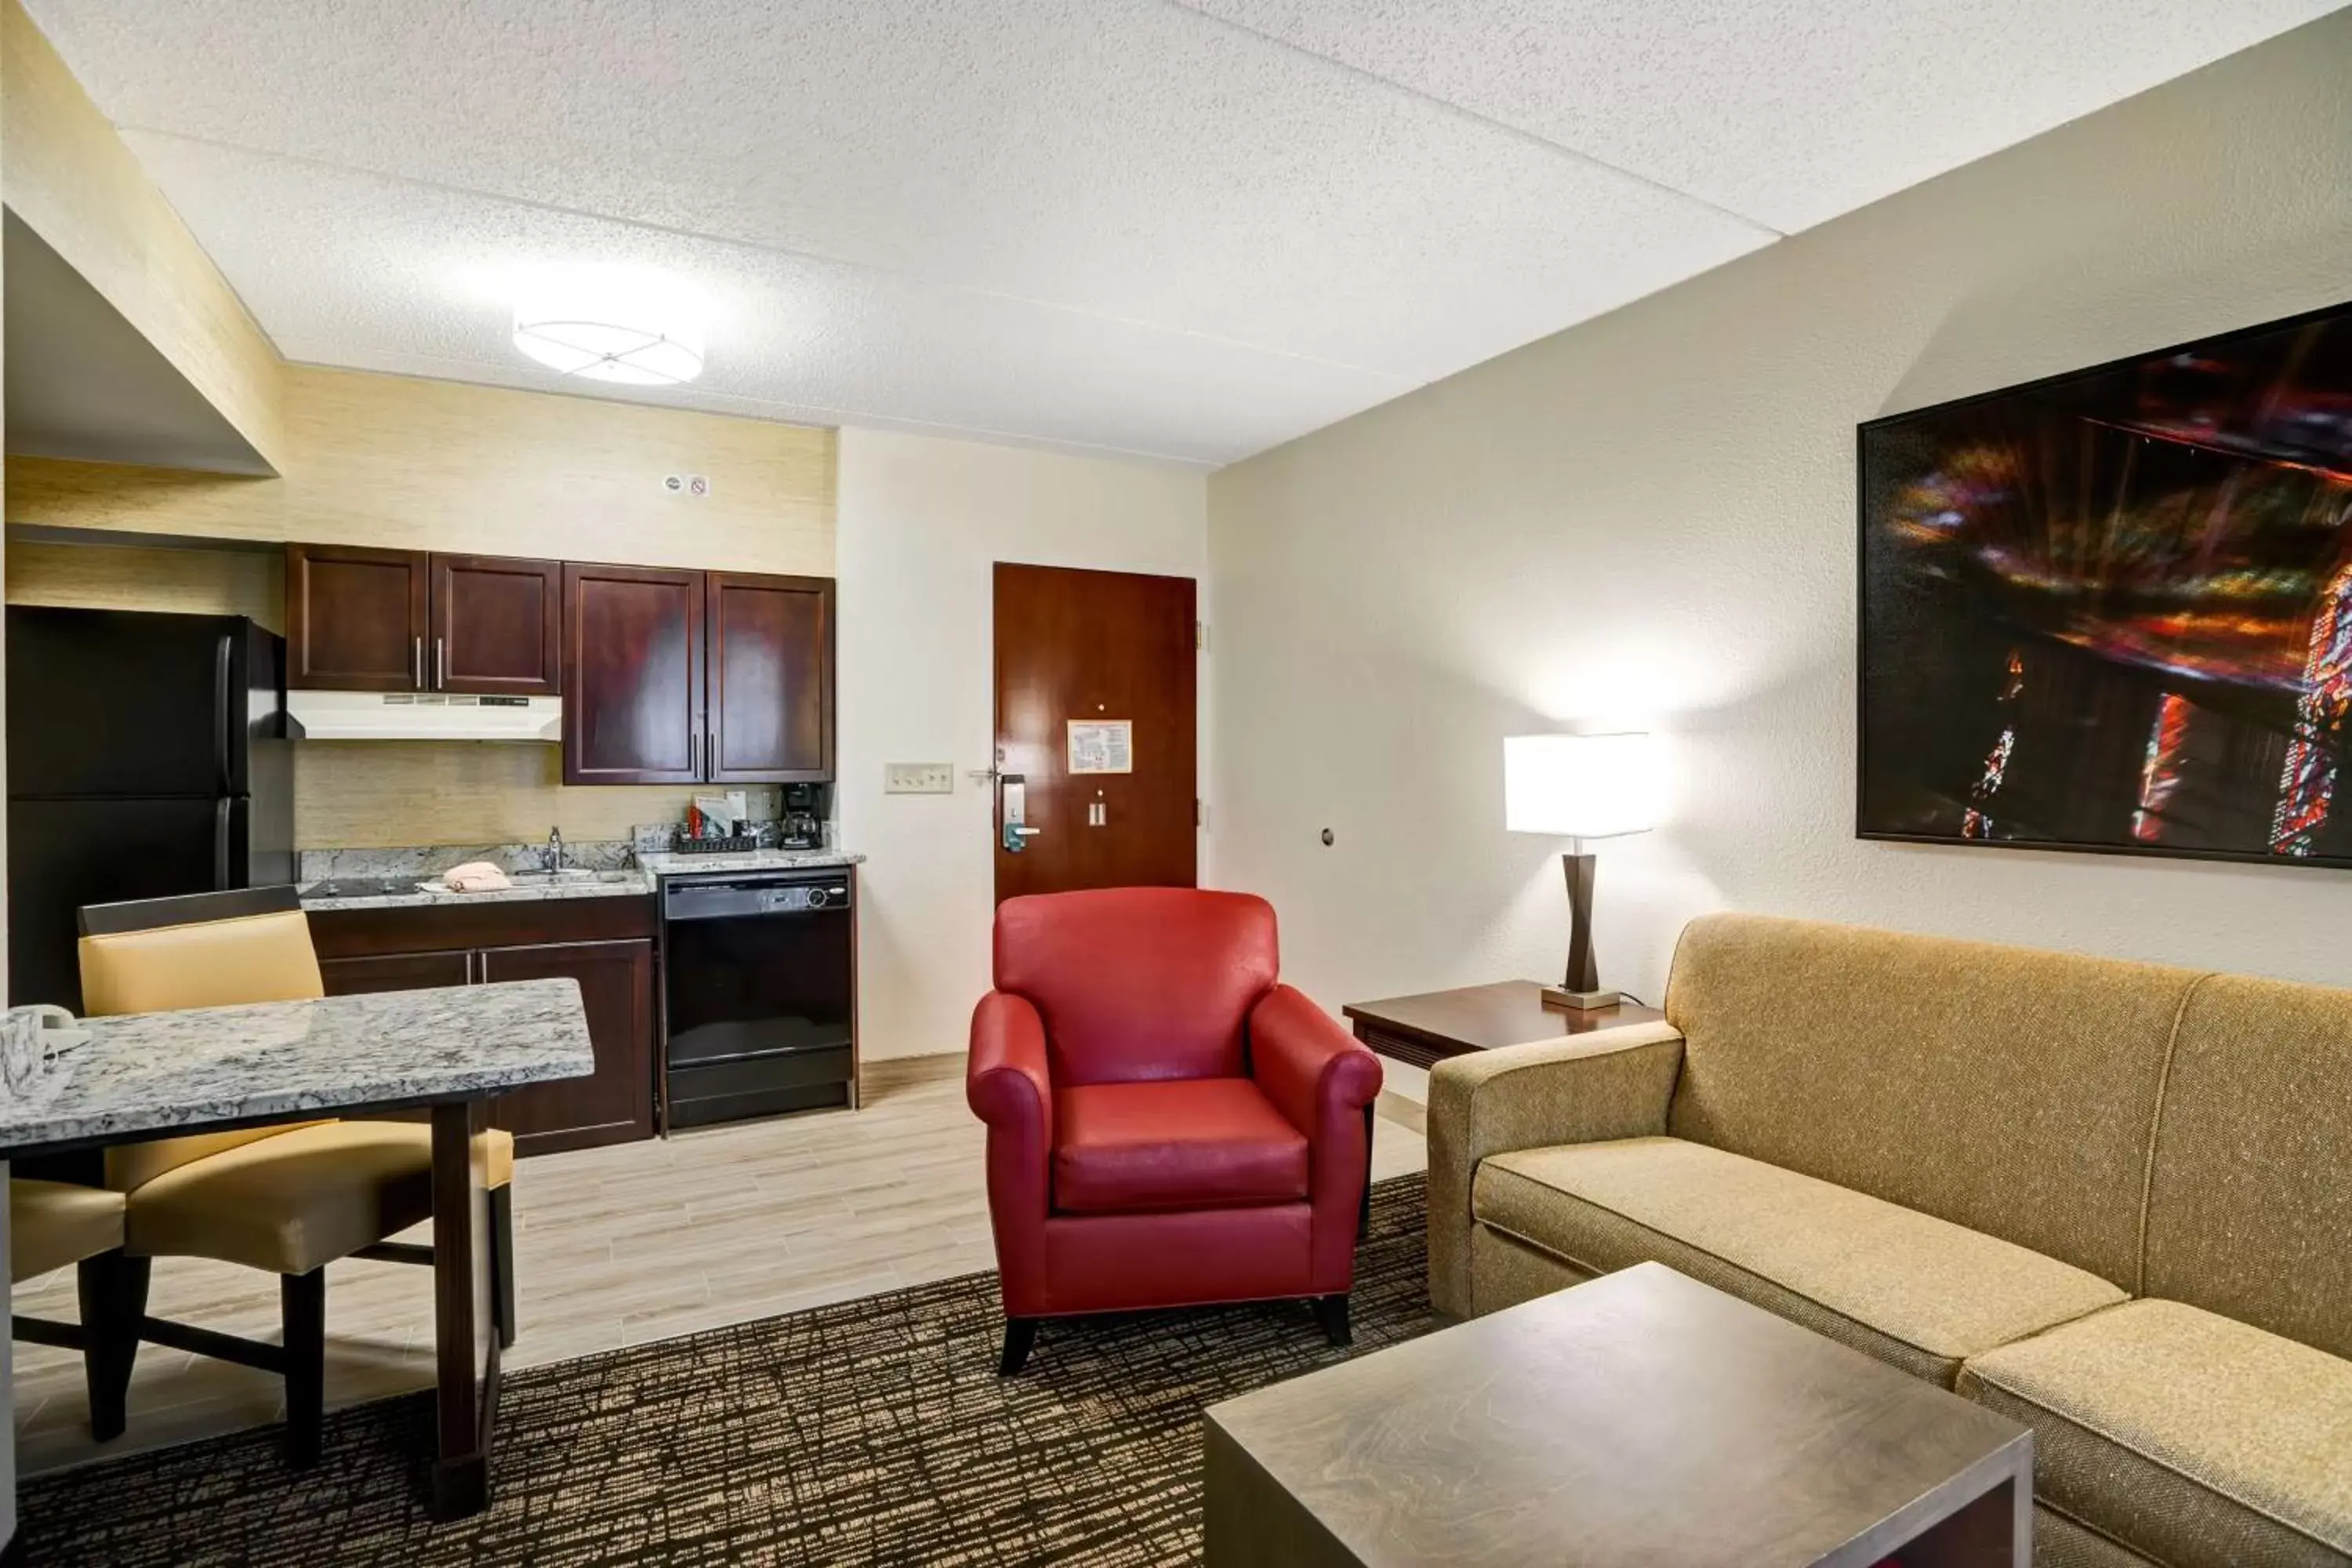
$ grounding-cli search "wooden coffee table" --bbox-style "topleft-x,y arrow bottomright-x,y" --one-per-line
1203,1262 -> 2033,1567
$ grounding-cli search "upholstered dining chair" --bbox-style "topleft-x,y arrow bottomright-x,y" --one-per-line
75,885 -> 517,1466
967,887 -> 1383,1374
9,1178 -> 139,1440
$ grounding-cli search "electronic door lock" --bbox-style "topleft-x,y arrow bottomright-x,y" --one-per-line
1000,773 -> 1039,853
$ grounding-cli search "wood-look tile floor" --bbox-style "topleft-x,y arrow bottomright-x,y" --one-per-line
11,1058 -> 1430,1476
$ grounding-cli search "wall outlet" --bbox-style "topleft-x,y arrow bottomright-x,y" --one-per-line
884,762 -> 954,795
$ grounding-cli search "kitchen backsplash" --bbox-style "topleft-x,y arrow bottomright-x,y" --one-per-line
289,742 -> 786,850
298,818 -> 838,882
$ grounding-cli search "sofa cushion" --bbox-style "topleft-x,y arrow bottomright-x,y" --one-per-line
1958,1299 -> 2352,1567
1661,913 -> 2198,1289
1053,1079 -> 1307,1214
1473,1136 -> 2125,1385
2144,973 -> 2352,1362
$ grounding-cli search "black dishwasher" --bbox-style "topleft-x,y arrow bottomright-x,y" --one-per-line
660,869 -> 857,1129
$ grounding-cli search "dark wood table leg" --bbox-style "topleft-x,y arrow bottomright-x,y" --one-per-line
1358,1102 -> 1374,1241
430,1098 -> 499,1520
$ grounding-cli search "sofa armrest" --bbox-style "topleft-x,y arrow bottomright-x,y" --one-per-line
967,992 -> 1053,1312
1426,1021 -> 1685,1318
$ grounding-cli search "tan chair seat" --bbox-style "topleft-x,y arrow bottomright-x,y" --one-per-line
124,1121 -> 516,1276
1473,1135 -> 2125,1385
1959,1299 -> 2352,1567
347,1123 -> 516,1190
10,1180 -> 127,1283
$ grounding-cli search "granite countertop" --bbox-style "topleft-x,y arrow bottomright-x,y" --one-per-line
299,869 -> 655,913
0,978 -> 594,1156
635,848 -> 866,877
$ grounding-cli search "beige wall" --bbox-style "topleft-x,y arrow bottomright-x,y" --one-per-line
837,428 -> 1208,1058
1,0 -> 282,469
5,538 -> 281,627
9,364 -> 835,573
5,365 -> 837,848
1209,13 -> 2352,1031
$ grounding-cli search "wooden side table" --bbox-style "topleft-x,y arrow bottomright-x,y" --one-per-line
1343,981 -> 1668,1069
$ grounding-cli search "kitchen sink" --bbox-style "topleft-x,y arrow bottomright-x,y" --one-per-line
505,869 -> 632,886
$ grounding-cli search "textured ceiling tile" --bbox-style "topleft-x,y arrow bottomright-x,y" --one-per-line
124,132 -> 1410,467
22,0 -> 2336,460
1177,0 -> 2345,231
27,0 -> 1765,381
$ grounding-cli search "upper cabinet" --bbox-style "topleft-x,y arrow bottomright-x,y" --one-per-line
288,543 -> 833,786
563,566 -> 833,786
431,554 -> 562,696
561,563 -> 704,785
286,544 -> 561,695
285,543 -> 429,691
708,572 -> 833,783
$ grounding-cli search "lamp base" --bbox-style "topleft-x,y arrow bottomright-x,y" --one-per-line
1540,985 -> 1621,1013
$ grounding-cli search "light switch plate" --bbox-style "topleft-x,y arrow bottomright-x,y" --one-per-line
885,762 -> 954,795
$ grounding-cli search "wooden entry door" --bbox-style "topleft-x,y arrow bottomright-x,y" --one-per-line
994,564 -> 1197,902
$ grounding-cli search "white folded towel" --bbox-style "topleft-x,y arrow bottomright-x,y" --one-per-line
439,861 -> 513,892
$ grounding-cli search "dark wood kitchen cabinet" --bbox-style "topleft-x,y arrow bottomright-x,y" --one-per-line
317,948 -> 473,995
310,895 -> 658,1156
285,543 -> 430,690
477,939 -> 655,1153
561,562 -> 705,783
707,572 -> 833,782
432,554 -> 563,695
286,543 -> 562,695
563,564 -> 833,786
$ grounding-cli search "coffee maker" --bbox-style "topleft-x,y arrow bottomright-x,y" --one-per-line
779,783 -> 829,850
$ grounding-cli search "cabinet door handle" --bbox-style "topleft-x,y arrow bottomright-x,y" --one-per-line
434,637 -> 445,690
412,636 -> 424,690
706,731 -> 715,779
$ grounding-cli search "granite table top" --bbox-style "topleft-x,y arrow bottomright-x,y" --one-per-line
0,978 -> 594,1157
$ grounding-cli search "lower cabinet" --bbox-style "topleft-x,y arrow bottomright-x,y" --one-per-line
476,940 -> 655,1153
311,898 -> 658,1157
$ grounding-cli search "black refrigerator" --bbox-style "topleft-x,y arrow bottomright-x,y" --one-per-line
7,607 -> 295,1011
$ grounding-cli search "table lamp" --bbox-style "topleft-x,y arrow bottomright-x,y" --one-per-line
1504,732 -> 1657,1011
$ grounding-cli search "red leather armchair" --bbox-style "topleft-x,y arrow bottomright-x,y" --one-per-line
967,887 -> 1384,1374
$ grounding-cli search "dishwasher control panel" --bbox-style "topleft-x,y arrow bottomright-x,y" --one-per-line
663,873 -> 853,921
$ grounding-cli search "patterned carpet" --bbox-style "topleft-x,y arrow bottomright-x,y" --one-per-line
21,1175 -> 1437,1566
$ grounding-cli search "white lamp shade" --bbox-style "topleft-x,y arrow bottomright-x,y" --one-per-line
1504,733 -> 1658,839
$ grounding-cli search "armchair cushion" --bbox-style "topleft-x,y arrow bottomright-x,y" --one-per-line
1054,1080 -> 1308,1214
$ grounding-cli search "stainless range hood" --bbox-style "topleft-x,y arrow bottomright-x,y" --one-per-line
287,690 -> 563,742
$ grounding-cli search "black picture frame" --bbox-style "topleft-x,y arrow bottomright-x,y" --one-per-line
1855,296 -> 2352,871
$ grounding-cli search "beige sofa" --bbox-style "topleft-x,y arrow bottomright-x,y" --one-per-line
1428,913 -> 2352,1568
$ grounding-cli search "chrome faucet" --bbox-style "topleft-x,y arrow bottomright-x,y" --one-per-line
546,826 -> 566,873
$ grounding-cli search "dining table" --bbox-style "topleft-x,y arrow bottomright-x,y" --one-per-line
0,976 -> 593,1545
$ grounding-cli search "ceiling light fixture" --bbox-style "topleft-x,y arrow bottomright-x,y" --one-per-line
511,270 -> 706,386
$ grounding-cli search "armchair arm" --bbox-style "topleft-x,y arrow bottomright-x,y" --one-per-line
1250,985 -> 1384,1294
967,991 -> 1053,1313
1426,1021 -> 1684,1318
1250,984 -> 1383,1137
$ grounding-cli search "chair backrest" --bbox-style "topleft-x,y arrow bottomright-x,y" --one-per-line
76,885 -> 328,1189
1662,913 -> 2198,1290
993,887 -> 1278,1087
2143,974 -> 2352,1360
